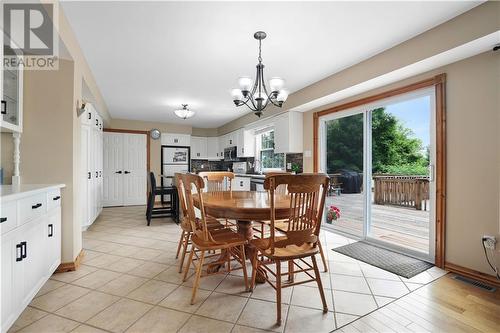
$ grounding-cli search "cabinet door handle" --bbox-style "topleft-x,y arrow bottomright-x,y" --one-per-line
124,171 -> 130,174
96,119 -> 98,126
99,171 -> 102,177
48,224 -> 54,237
240,181 -> 243,186
21,241 -> 27,259
16,243 -> 22,262
32,203 -> 42,209
115,171 -> 122,174
88,112 -> 91,120
1,100 -> 6,115
0,217 -> 7,223
88,172 -> 91,179
96,171 -> 98,178
53,196 -> 61,201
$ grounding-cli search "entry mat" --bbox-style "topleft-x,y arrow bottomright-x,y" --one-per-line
333,241 -> 433,279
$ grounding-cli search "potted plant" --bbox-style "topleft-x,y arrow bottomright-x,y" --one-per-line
326,205 -> 341,224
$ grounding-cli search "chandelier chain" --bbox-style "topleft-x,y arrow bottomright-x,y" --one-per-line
258,39 -> 262,63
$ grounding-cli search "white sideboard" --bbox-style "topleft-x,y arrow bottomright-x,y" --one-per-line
0,184 -> 64,333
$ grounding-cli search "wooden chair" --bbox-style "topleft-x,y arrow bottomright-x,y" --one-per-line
181,173 -> 249,304
146,172 -> 178,226
174,173 -> 228,273
250,174 -> 330,325
199,171 -> 235,227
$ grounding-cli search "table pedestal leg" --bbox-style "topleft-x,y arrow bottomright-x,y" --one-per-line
237,220 -> 266,284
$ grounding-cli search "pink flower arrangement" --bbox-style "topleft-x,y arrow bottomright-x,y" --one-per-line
326,205 -> 341,224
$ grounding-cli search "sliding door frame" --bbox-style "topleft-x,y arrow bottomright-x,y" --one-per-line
313,74 -> 446,268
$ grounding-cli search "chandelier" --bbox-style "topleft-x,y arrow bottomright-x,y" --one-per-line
231,31 -> 288,117
174,104 -> 195,120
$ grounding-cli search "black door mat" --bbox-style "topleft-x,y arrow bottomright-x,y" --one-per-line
333,241 -> 433,279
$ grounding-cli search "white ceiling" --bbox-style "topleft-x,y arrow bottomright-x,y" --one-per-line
61,1 -> 480,128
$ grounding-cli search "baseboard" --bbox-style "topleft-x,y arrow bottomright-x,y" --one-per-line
55,249 -> 85,273
444,261 -> 500,287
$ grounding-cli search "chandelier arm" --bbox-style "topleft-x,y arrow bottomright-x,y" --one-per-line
269,99 -> 283,108
241,98 -> 258,112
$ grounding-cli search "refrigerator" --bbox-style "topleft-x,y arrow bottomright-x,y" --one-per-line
161,145 -> 190,187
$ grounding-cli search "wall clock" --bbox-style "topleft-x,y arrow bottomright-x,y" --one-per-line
150,129 -> 161,140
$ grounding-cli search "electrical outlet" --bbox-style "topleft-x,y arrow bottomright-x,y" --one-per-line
482,235 -> 496,250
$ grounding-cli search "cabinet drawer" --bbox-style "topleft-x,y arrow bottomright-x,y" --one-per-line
0,201 -> 17,235
233,177 -> 251,191
47,190 -> 61,211
18,193 -> 46,226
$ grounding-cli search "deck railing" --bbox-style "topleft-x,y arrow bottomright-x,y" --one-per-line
373,174 -> 429,210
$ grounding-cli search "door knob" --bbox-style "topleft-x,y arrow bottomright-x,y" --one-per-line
124,171 -> 131,174
116,171 -> 122,174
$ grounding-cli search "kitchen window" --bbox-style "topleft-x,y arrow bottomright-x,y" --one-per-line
256,130 -> 285,170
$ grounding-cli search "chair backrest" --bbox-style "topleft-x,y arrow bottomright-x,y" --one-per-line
175,173 -> 190,230
149,172 -> 157,193
199,171 -> 234,192
265,172 -> 291,195
264,174 -> 330,254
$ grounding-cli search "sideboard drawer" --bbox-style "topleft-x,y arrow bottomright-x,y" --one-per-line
0,201 -> 17,235
47,190 -> 61,211
18,193 -> 46,226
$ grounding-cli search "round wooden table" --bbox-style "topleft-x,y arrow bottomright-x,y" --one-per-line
193,191 -> 291,282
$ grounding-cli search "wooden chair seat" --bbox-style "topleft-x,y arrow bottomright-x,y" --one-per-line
191,230 -> 247,250
251,237 -> 319,260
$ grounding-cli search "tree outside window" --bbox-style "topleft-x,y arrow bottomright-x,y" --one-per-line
258,131 -> 285,170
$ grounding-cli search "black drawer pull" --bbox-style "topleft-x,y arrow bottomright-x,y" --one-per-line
53,196 -> 61,201
16,243 -> 22,262
48,224 -> 54,237
124,171 -> 130,174
240,181 -> 244,186
1,100 -> 6,115
88,172 -> 91,179
116,171 -> 122,174
0,217 -> 7,223
21,241 -> 27,259
32,203 -> 42,209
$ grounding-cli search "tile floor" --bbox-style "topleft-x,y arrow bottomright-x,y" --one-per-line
11,206 -> 447,333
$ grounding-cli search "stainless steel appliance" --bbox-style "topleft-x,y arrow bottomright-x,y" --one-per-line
250,177 -> 266,192
224,146 -> 237,161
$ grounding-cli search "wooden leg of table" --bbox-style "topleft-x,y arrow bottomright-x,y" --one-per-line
237,220 -> 266,284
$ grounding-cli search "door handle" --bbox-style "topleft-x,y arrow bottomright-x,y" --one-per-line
88,172 -> 91,179
116,171 -> 122,174
21,241 -> 27,259
32,203 -> 42,209
1,100 -> 6,114
16,243 -> 22,262
0,217 -> 7,223
48,224 -> 54,237
53,196 -> 61,201
96,171 -> 98,178
124,171 -> 131,174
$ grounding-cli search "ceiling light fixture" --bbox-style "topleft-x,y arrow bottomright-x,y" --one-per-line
174,104 -> 195,120
231,31 -> 288,117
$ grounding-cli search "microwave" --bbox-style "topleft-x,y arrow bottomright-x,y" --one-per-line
224,146 -> 237,161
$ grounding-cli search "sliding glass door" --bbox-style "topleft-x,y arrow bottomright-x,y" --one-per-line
320,88 -> 436,262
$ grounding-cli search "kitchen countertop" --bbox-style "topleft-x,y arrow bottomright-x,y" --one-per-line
234,173 -> 266,179
0,184 -> 66,201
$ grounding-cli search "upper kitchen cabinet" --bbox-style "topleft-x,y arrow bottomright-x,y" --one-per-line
161,133 -> 191,146
1,46 -> 23,133
206,137 -> 221,160
236,128 -> 255,158
274,111 -> 303,154
191,136 -> 208,159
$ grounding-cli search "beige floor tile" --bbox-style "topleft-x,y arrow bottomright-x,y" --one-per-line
125,307 -> 190,333
290,285 -> 333,311
106,257 -> 145,273
86,299 -> 152,333
72,269 -> 122,289
284,306 -> 336,333
97,274 -> 148,296
214,274 -> 250,296
149,251 -> 178,265
405,282 -> 423,291
126,280 -> 178,304
178,315 -> 233,333
237,299 -> 287,332
374,295 -> 394,307
8,307 -> 48,332
127,248 -> 163,261
366,278 -> 409,298
55,291 -> 120,322
109,245 -> 143,258
250,282 -> 292,304
332,291 -> 377,316
30,284 -> 90,312
93,242 -> 126,253
84,254 -> 123,268
51,265 -> 98,283
35,279 -> 66,297
17,314 -> 79,333
335,313 -> 359,328
81,251 -> 104,264
159,286 -> 211,313
127,261 -> 169,278
232,325 -> 270,333
330,274 -> 371,294
300,271 -> 332,289
400,270 -> 435,284
155,266 -> 193,284
329,262 -> 363,277
195,292 -> 248,323
359,264 -> 400,281
182,273 -> 226,291
71,325 -> 109,333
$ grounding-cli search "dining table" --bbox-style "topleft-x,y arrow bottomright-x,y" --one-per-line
192,190 -> 291,282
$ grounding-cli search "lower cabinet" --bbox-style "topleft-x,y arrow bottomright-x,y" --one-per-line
232,177 -> 251,191
1,187 -> 62,333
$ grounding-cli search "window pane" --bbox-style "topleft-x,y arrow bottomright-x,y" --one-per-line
261,150 -> 284,168
261,131 -> 275,149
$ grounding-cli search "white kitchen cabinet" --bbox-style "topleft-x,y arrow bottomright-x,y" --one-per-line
207,137 -> 221,160
232,176 -> 251,191
236,128 -> 255,158
191,136 -> 208,159
161,133 -> 191,146
0,185 -> 64,333
274,111 -> 303,154
1,46 -> 23,133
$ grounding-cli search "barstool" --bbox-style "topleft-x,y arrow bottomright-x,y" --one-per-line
146,172 -> 178,225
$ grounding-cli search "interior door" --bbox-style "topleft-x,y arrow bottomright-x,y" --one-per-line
80,124 -> 90,227
103,132 -> 124,206
122,133 -> 147,205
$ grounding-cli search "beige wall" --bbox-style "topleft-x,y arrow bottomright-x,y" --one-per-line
1,133 -> 14,184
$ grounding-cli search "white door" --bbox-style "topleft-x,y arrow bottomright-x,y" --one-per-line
80,125 -> 90,228
122,134 -> 147,205
103,132 -> 124,206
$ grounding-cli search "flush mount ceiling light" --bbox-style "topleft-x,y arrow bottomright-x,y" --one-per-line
174,104 -> 195,120
231,31 -> 288,118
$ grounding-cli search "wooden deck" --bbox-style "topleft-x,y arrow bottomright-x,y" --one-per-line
325,193 -> 430,253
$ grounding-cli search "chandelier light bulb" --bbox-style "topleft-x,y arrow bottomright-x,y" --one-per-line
277,90 -> 289,102
269,77 -> 284,93
238,77 -> 253,92
231,88 -> 243,101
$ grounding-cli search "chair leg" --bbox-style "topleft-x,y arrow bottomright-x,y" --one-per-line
317,239 -> 328,272
183,245 -> 195,282
250,250 -> 258,291
191,250 -> 205,305
287,260 -> 294,283
176,230 -> 185,259
275,260 -> 282,326
311,255 -> 328,313
178,232 -> 190,273
146,192 -> 154,226
240,245 -> 249,291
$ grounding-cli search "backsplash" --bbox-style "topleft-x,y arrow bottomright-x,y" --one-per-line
191,153 -> 303,173
285,153 -> 303,173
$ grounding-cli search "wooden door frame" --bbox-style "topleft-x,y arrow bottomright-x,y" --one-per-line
313,74 -> 446,268
103,128 -> 151,172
